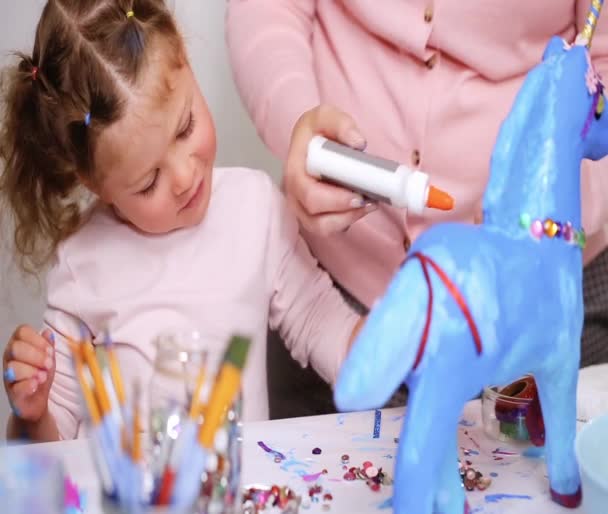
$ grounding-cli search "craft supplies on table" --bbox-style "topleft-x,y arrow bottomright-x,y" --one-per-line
0,400 -> 587,514
69,329 -> 248,514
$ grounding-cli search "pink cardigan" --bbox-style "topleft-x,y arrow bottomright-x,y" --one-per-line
226,0 -> 608,307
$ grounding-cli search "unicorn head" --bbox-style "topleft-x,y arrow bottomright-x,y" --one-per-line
480,34 -> 608,231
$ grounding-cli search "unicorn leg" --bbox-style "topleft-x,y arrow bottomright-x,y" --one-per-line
434,429 -> 467,514
392,378 -> 463,514
534,363 -> 581,508
335,258 -> 430,412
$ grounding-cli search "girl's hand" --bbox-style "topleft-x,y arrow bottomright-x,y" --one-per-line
3,325 -> 55,423
284,105 -> 377,235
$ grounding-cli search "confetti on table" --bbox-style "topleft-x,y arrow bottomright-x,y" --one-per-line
257,440 -> 286,461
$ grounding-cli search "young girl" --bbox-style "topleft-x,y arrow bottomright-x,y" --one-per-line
0,0 -> 362,441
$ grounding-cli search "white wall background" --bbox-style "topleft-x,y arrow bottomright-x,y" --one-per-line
0,1 -> 280,436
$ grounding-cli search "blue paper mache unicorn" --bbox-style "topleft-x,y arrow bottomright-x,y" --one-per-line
334,3 -> 608,514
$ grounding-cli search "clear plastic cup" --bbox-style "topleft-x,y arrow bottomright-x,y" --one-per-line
0,446 -> 66,514
481,375 -> 544,448
575,413 -> 608,514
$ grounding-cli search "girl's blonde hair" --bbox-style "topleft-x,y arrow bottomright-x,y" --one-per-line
0,0 -> 183,274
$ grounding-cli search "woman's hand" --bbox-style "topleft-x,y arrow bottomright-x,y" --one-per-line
284,105 -> 377,235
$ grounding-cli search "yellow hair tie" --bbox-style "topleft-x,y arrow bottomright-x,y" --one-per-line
126,10 -> 135,19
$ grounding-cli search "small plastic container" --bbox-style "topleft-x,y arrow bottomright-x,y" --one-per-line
0,448 -> 65,514
575,413 -> 608,514
481,375 -> 545,447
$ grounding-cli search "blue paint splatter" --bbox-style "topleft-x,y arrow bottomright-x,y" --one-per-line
485,494 -> 532,503
378,497 -> 392,510
470,507 -> 484,514
391,415 -> 404,422
280,458 -> 311,476
373,409 -> 382,438
490,472 -> 498,477
337,414 -> 346,425
459,418 -> 476,427
523,446 -> 545,458
383,454 -> 394,460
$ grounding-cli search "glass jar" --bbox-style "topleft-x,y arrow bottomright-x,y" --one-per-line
481,374 -> 544,448
100,330 -> 243,514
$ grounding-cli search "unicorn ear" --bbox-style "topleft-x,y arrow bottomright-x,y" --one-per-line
543,35 -> 567,61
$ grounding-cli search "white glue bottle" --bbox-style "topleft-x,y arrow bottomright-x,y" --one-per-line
306,136 -> 454,215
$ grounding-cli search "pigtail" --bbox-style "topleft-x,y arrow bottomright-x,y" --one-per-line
0,54 -> 82,274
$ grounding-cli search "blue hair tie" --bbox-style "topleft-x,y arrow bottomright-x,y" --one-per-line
84,112 -> 91,126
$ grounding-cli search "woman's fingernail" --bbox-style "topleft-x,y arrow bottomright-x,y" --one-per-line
44,356 -> 53,370
346,129 -> 366,149
47,345 -> 54,358
4,368 -> 16,384
365,202 -> 378,212
37,370 -> 48,384
30,382 -> 38,395
350,197 -> 365,208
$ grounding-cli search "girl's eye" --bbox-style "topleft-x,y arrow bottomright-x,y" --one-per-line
139,168 -> 160,196
178,112 -> 195,139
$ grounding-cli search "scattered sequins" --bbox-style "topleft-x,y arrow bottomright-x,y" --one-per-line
342,460 -> 393,491
242,484 -> 300,514
307,484 -> 333,510
458,459 -> 493,492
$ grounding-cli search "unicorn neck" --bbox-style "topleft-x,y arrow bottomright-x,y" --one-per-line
483,149 -> 583,234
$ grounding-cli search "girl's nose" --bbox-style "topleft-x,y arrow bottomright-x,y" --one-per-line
170,154 -> 195,197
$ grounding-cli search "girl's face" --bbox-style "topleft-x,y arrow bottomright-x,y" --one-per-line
92,50 -> 216,234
